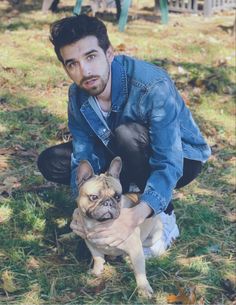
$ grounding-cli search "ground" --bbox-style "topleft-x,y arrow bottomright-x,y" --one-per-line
0,0 -> 235,304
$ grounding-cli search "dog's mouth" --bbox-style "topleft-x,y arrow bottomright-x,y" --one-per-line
86,209 -> 120,222
97,211 -> 118,222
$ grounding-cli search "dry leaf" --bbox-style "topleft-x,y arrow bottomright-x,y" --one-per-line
197,296 -> 205,305
0,148 -> 14,155
0,176 -> 21,195
16,149 -> 38,158
0,155 -> 9,170
167,284 -> 196,304
181,91 -> 191,106
26,257 -> 41,271
58,123 -> 67,130
1,270 -> 18,293
116,43 -> 126,52
83,277 -> 106,294
0,206 -> 12,224
226,212 -> 236,223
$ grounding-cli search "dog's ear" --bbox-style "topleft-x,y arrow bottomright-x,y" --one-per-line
107,156 -> 122,179
77,160 -> 94,188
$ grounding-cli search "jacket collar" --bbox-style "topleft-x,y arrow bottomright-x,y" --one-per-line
110,56 -> 128,112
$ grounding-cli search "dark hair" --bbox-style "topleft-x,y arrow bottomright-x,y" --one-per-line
50,14 -> 111,63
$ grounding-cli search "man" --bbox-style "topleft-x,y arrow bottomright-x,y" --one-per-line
38,14 -> 211,257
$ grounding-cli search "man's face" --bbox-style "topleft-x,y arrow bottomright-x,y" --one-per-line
60,36 -> 114,96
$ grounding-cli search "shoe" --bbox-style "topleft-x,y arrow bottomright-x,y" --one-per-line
143,211 -> 179,258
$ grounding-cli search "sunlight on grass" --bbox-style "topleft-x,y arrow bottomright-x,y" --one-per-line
0,205 -> 12,224
189,257 -> 211,275
197,98 -> 235,134
20,283 -> 43,305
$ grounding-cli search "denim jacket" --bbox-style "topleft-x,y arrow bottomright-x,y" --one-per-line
68,55 -> 211,214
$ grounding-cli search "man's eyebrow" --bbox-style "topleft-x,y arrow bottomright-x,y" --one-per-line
64,59 -> 75,66
84,49 -> 98,56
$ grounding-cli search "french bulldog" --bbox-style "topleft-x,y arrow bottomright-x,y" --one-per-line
73,156 -> 165,298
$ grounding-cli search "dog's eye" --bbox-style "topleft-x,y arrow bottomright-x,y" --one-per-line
89,195 -> 98,201
114,193 -> 121,201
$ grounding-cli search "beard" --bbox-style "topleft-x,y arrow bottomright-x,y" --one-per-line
80,60 -> 110,96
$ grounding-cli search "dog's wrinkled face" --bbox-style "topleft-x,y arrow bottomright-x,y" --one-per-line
76,157 -> 123,222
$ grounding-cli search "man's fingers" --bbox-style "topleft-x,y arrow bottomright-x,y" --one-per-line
109,240 -> 122,247
87,225 -> 111,237
87,230 -> 106,239
89,237 -> 110,245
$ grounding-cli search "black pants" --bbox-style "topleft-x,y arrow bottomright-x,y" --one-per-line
38,123 -> 202,214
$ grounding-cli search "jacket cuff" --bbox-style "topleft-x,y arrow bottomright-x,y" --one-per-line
140,190 -> 168,215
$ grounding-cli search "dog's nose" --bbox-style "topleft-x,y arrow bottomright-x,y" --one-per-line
103,199 -> 114,207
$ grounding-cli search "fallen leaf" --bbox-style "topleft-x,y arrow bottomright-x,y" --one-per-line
13,144 -> 25,151
178,66 -> 187,75
0,148 -> 14,155
0,156 -> 9,169
116,43 -> 126,52
0,176 -> 21,196
0,206 -> 12,224
182,91 -> 191,106
16,149 -> 38,158
0,270 -> 18,293
197,297 -> 205,305
83,277 -> 106,294
172,191 -> 185,200
167,284 -> 196,304
26,257 -> 41,271
226,212 -> 236,223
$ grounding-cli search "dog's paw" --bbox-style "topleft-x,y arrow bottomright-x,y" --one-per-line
138,283 -> 154,299
89,265 -> 104,277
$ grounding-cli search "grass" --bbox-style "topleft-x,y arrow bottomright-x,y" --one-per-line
0,0 -> 235,304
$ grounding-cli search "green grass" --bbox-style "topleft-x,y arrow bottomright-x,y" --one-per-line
0,0 -> 235,304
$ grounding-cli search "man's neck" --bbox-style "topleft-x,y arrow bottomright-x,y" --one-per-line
96,70 -> 112,112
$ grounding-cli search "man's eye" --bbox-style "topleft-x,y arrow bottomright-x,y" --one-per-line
67,62 -> 77,69
87,54 -> 96,61
89,195 -> 98,201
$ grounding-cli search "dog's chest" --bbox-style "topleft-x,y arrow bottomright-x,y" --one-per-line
87,239 -> 125,256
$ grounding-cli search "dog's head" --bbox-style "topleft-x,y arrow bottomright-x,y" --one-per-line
76,157 -> 123,222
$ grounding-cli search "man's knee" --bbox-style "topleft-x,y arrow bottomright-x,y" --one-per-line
37,147 -> 56,180
37,142 -> 72,184
114,123 -> 149,150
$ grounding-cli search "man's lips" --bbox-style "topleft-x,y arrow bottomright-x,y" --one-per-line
82,77 -> 98,88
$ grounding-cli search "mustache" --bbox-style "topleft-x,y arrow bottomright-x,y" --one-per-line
80,76 -> 99,86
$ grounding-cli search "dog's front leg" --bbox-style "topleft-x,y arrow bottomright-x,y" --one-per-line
122,233 -> 153,298
85,240 -> 105,276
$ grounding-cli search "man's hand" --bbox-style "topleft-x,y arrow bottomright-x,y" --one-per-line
86,202 -> 152,247
70,208 -> 87,239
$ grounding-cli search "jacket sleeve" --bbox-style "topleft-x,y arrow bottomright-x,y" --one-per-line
140,79 -> 184,214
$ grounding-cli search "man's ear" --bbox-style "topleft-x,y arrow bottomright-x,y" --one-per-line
77,160 -> 94,188
107,156 -> 122,179
106,45 -> 114,64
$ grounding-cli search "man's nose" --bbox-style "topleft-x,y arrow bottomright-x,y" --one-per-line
80,62 -> 91,77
